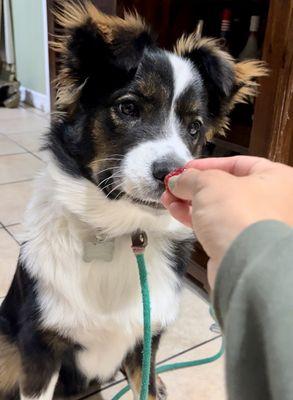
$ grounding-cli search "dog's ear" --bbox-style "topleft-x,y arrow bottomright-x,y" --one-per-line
51,1 -> 154,110
175,34 -> 267,135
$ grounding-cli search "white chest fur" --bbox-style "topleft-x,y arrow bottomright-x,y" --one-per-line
74,235 -> 180,381
23,226 -> 180,381
21,167 -> 190,381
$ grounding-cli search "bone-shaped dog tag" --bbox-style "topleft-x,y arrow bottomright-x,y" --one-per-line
83,238 -> 114,262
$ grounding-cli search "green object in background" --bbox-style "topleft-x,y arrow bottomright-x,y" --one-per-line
11,0 -> 46,94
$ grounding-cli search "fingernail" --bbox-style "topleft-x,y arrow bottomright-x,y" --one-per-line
168,175 -> 178,191
164,167 -> 185,193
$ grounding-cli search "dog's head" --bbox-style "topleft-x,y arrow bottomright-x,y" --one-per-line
47,1 -> 266,212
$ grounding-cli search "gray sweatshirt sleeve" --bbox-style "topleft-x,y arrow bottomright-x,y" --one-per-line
213,220 -> 293,400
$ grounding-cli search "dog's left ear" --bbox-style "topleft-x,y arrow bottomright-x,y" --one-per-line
175,34 -> 267,135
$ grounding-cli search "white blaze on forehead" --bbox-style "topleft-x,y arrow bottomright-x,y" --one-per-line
167,52 -> 195,100
118,52 -> 196,201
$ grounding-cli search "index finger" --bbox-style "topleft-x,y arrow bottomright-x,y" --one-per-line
185,156 -> 270,177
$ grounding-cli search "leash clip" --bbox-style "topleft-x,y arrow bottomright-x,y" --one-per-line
131,230 -> 148,254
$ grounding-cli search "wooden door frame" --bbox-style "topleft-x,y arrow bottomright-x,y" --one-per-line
250,0 -> 293,165
46,0 -> 56,111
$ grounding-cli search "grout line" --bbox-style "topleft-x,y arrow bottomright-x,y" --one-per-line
5,222 -> 20,228
31,152 -> 45,162
0,151 -> 28,157
20,103 -> 50,120
157,334 -> 222,366
1,129 -> 46,136
0,148 -> 29,155
23,149 -> 45,163
0,128 -> 48,136
0,178 -> 33,186
77,379 -> 126,400
1,224 -> 20,245
1,132 -> 46,163
77,335 -> 222,399
7,103 -> 49,121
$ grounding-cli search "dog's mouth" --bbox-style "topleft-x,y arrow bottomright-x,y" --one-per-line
97,170 -> 165,210
124,194 -> 165,210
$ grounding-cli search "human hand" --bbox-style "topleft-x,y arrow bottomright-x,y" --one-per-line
161,156 -> 293,288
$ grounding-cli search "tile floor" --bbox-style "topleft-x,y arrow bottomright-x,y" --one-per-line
0,105 -> 226,399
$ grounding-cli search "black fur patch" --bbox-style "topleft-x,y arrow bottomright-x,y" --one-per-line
63,16 -> 155,106
0,259 -> 37,339
55,350 -> 87,398
167,239 -> 194,278
0,258 -> 81,398
45,112 -> 96,180
181,47 -> 235,118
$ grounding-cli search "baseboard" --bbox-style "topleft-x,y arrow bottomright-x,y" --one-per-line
20,86 -> 50,113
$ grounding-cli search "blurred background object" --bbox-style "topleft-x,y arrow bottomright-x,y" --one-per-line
0,0 -> 19,108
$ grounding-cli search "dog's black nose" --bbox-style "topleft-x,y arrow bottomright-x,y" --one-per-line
152,160 -> 184,183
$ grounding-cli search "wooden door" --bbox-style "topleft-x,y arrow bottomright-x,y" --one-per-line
250,0 -> 293,165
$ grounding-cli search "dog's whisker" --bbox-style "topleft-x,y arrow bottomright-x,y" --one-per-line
96,168 -> 123,191
113,187 -> 126,201
95,166 -> 120,177
97,177 -> 112,190
99,177 -> 123,192
95,156 -> 124,163
113,190 -> 125,201
97,155 -> 124,160
98,181 -> 115,191
112,178 -> 127,200
105,182 -> 125,199
107,154 -> 124,158
97,173 -> 122,191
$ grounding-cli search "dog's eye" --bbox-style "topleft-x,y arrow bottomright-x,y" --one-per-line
118,101 -> 139,117
188,120 -> 202,137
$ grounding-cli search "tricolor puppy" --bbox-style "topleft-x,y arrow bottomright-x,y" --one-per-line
0,2 -> 266,399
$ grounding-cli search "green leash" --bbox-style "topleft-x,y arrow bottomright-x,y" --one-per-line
112,231 -> 224,400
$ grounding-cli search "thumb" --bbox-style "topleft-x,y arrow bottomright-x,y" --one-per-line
167,169 -> 202,200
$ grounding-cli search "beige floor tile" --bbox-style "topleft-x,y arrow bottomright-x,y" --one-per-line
157,286 -> 218,362
0,134 -> 25,155
88,338 -> 226,400
0,180 -> 32,225
0,153 -> 43,184
26,106 -> 51,120
0,229 -> 19,297
8,131 -> 45,153
158,338 -> 226,400
0,113 -> 49,135
174,340 -> 226,400
0,106 -> 35,120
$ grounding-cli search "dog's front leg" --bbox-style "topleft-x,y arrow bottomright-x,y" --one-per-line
123,334 -> 167,400
18,327 -> 62,400
20,372 -> 59,400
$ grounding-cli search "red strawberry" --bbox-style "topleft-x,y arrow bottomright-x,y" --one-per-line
164,167 -> 186,193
